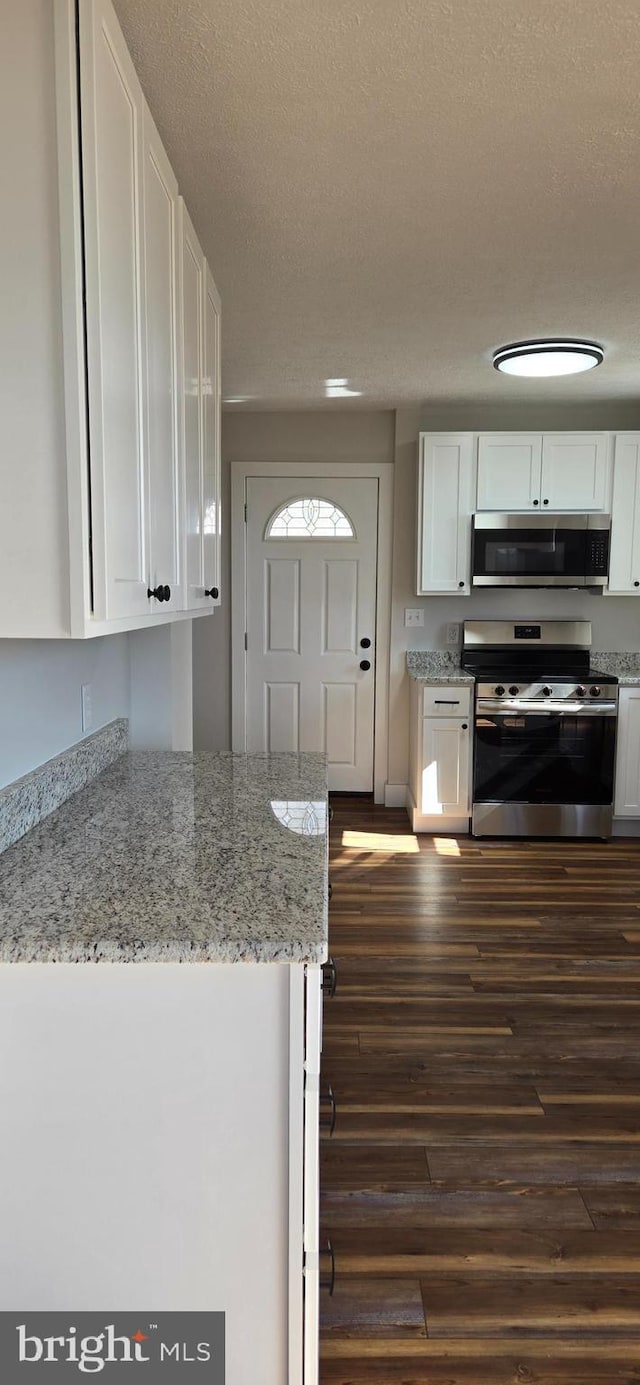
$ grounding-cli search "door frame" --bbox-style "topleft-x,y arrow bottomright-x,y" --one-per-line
231,460 -> 393,803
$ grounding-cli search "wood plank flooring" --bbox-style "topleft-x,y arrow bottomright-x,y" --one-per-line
319,799 -> 640,1383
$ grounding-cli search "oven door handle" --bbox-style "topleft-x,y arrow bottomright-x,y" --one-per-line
476,701 -> 617,717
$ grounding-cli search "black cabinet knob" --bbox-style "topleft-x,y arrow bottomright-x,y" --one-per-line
147,585 -> 166,602
533,499 -> 539,506
360,637 -> 371,649
163,584 -> 171,602
360,659 -> 371,671
635,581 -> 639,588
461,722 -> 468,730
458,580 -> 465,588
543,498 -> 549,506
204,587 -> 219,599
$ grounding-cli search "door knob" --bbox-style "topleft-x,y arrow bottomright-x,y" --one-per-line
360,637 -> 371,649
360,659 -> 371,671
204,586 -> 219,599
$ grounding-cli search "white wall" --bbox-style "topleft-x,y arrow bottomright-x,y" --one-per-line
0,637 -> 130,789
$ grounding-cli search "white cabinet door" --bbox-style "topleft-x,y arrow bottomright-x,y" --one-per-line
303,966 -> 321,1385
608,435 -> 640,594
79,0 -> 149,621
420,717 -> 470,817
476,434 -> 542,511
203,263 -> 222,605
178,202 -> 209,610
141,108 -> 183,609
541,434 -> 610,511
417,434 -> 475,594
615,688 -> 640,815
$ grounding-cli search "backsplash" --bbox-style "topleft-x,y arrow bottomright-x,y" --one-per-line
0,718 -> 128,854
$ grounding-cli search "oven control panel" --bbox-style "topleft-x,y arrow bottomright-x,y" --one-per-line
478,680 -> 618,708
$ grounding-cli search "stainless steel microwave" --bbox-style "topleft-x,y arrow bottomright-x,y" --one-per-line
471,512 -> 611,588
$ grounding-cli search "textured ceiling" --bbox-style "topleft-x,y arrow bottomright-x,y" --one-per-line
114,0 -> 640,408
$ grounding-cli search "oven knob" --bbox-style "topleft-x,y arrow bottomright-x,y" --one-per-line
494,685 -> 505,696
508,685 -> 519,696
576,686 -> 586,698
590,686 -> 601,697
542,686 -> 552,696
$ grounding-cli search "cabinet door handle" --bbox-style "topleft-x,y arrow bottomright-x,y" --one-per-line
322,956 -> 337,997
462,722 -> 468,730
458,580 -> 465,588
434,699 -> 460,705
533,499 -> 539,506
147,585 -> 166,602
635,581 -> 639,588
204,586 -> 219,599
320,1084 -> 337,1135
320,1240 -> 336,1296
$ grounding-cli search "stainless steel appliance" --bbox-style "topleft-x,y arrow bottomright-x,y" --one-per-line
462,620 -> 618,838
472,512 -> 610,588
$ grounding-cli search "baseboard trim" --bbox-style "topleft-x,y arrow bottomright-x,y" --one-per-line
384,783 -> 408,808
613,818 -> 640,837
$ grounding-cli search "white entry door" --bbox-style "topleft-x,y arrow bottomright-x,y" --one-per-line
245,477 -> 379,791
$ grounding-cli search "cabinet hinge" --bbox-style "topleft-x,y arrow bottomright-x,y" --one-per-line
244,632 -> 248,651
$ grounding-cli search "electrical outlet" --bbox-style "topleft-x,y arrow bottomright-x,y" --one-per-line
405,608 -> 425,628
446,623 -> 460,646
81,683 -> 93,734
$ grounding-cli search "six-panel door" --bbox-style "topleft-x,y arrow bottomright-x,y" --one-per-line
245,478 -> 378,791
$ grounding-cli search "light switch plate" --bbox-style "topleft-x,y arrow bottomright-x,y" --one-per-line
405,608 -> 425,628
446,623 -> 461,646
81,683 -> 93,734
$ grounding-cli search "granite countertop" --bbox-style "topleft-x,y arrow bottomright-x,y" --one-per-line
0,752 -> 329,965
406,651 -> 475,684
591,653 -> 640,686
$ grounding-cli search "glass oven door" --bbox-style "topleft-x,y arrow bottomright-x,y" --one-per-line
474,711 -> 616,806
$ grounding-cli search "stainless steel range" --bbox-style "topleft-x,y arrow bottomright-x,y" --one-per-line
461,620 -> 618,839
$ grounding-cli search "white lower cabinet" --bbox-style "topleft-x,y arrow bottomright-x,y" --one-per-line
614,688 -> 640,816
407,681 -> 472,832
0,961 -> 321,1385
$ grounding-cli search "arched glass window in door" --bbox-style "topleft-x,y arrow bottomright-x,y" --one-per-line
270,800 -> 327,836
266,497 -> 355,539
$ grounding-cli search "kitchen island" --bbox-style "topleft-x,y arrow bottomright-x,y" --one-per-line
0,748 -> 328,1385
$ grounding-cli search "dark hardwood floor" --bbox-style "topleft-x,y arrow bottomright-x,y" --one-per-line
319,797 -> 640,1383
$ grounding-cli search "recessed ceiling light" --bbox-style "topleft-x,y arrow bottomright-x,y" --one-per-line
493,339 -> 604,378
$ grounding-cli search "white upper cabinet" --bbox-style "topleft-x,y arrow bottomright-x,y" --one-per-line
0,0 -> 221,637
477,435 -> 542,511
141,107 -> 183,610
179,208 -> 222,611
476,432 -> 610,512
540,434 -> 610,511
79,0 -> 149,621
608,434 -> 640,594
417,434 -> 475,594
203,263 -> 222,606
179,203 -> 207,610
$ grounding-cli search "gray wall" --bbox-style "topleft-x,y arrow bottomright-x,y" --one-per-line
0,636 -> 130,789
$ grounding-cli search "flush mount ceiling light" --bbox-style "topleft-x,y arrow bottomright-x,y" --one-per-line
493,339 -> 604,378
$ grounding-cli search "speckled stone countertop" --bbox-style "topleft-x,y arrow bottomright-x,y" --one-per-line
0,752 -> 328,965
591,653 -> 640,686
406,651 -> 474,684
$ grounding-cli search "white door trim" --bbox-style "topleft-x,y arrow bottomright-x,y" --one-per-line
231,460 -> 393,804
